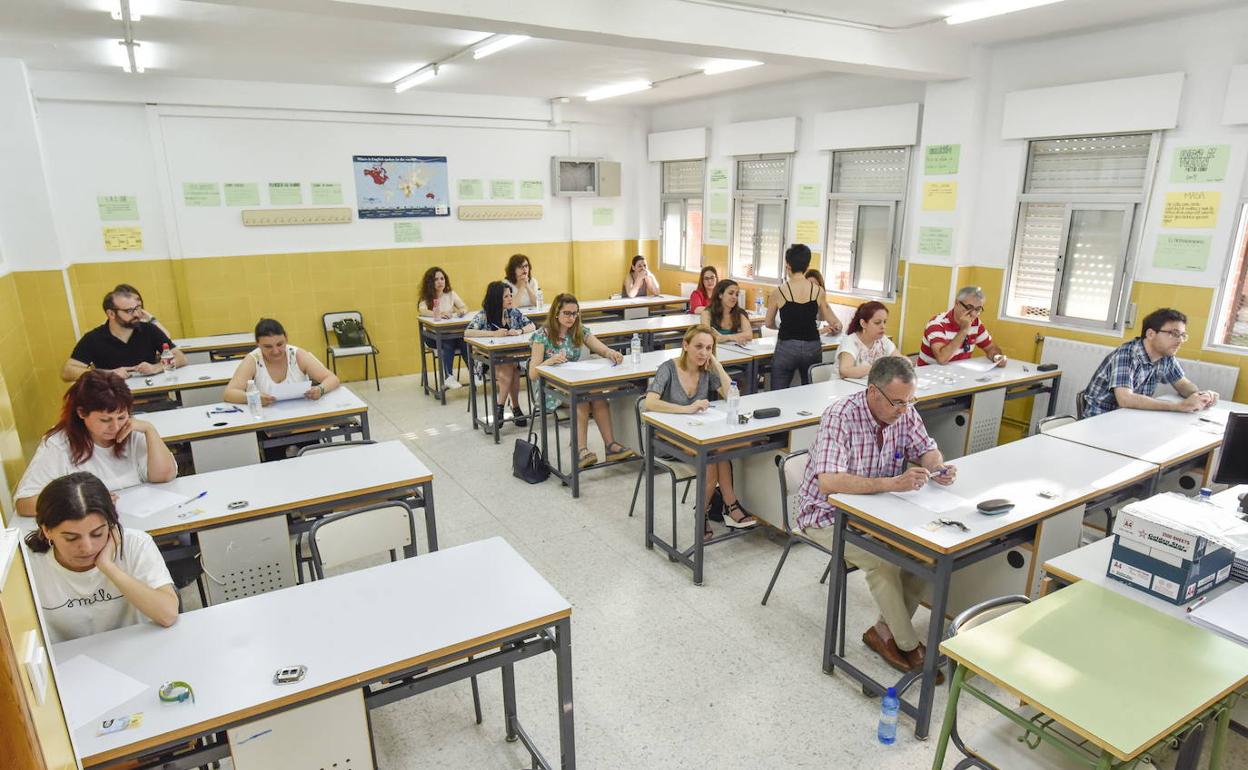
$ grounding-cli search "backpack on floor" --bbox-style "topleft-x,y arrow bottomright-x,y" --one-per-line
512,428 -> 550,484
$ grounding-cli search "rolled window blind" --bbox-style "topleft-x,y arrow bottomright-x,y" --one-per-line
833,148 -> 908,194
663,160 -> 704,195
737,158 -> 787,192
1025,135 -> 1151,194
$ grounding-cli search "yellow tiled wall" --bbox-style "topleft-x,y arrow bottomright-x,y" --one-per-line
899,263 -> 954,354
68,260 -> 185,339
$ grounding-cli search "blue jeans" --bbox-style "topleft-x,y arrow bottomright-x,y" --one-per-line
770,339 -> 821,390
424,334 -> 467,380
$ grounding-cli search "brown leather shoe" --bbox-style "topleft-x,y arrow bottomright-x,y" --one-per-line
903,643 -> 946,685
862,626 -> 911,673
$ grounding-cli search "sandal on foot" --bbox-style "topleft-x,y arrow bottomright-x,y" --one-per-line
577,448 -> 598,469
724,501 -> 759,529
604,441 -> 637,461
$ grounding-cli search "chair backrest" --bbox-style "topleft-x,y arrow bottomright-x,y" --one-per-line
776,449 -> 810,531
1036,415 -> 1075,435
308,501 -> 417,580
199,516 -> 296,605
808,361 -> 839,383
1075,389 -> 1088,420
323,310 -> 363,331
948,594 -> 1030,637
296,439 -> 377,457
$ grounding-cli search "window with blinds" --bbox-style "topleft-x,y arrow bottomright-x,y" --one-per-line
1004,132 -> 1155,329
659,160 -> 704,269
1214,202 -> 1248,349
731,155 -> 790,279
823,147 -> 909,299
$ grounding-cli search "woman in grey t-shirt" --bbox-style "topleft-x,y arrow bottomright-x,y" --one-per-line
644,325 -> 758,540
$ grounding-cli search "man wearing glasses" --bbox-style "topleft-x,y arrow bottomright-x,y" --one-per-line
918,286 -> 1007,367
797,357 -> 957,676
61,287 -> 186,381
1080,307 -> 1218,418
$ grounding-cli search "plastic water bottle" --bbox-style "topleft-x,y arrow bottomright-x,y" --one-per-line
245,379 -> 262,419
754,294 -> 763,315
160,343 -> 176,382
535,287 -> 544,308
1198,487 -> 1214,504
630,333 -> 642,365
878,686 -> 899,745
726,381 -> 740,425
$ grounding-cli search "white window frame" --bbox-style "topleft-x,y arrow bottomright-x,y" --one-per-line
823,146 -> 911,300
1209,199 -> 1248,353
659,160 -> 705,270
731,153 -> 791,281
1002,131 -> 1161,332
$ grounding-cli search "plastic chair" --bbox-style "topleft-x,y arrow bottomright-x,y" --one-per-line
628,395 -> 696,520
1036,414 -> 1076,434
323,311 -> 381,391
291,440 -> 379,582
526,375 -> 572,470
808,361 -> 839,383
309,501 -> 482,725
760,449 -> 857,650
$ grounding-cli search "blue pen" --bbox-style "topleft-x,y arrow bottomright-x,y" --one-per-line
176,491 -> 207,508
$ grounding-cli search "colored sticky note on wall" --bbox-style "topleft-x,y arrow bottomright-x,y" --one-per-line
592,207 -> 614,226
1161,191 -> 1220,228
519,180 -> 544,199
797,184 -> 820,207
223,183 -> 260,206
103,227 -> 143,251
708,168 -> 729,189
917,226 -> 953,257
491,179 -> 515,198
310,183 -> 343,205
794,219 -> 819,245
183,182 -> 221,206
922,182 -> 957,211
458,179 -> 484,200
924,144 -> 960,175
394,221 -> 422,243
707,219 -> 728,241
1153,234 -> 1211,271
1170,145 -> 1230,184
268,182 -> 303,205
97,195 -> 138,221
710,191 -> 729,214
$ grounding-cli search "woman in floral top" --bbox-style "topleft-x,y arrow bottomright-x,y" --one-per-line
465,281 -> 535,433
529,293 -> 637,469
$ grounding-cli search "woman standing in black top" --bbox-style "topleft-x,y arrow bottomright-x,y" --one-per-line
765,244 -> 842,389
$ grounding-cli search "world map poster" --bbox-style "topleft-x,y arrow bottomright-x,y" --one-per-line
352,155 -> 450,218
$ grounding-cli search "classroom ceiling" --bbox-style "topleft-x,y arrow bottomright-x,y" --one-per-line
0,0 -> 1237,106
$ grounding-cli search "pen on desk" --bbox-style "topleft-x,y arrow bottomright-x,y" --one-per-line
1186,595 -> 1210,613
176,491 -> 207,509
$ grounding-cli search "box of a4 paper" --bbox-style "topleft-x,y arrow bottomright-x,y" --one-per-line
1108,509 -> 1234,604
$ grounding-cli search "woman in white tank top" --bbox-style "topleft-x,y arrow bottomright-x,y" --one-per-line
224,318 -> 340,406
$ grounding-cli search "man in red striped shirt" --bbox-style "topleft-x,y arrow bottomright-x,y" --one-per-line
918,286 -> 1007,367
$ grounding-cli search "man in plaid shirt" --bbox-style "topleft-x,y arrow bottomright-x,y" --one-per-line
1081,307 -> 1218,418
798,357 -> 956,676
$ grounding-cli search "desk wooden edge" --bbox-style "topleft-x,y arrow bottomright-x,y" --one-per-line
915,370 -> 1060,404
80,607 -> 572,768
130,377 -> 232,396
145,475 -> 433,537
159,406 -> 366,443
642,413 -> 820,447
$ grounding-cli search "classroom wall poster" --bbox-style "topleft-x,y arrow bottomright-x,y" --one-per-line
519,180 -> 544,199
710,191 -> 729,214
708,168 -> 729,189
1170,145 -> 1230,184
917,226 -> 953,257
394,221 -> 423,243
458,179 -> 484,200
223,183 -> 260,206
1152,234 -> 1211,271
1161,191 -> 1220,228
97,195 -> 138,221
922,181 -> 957,211
794,219 -> 819,245
924,145 -> 960,175
353,155 -> 450,218
103,227 -> 142,251
182,182 -> 221,206
310,183 -> 343,205
491,179 -> 515,199
268,182 -> 303,205
707,219 -> 728,241
592,207 -> 614,226
797,184 -> 820,207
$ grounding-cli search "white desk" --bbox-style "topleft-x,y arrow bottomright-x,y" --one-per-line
173,332 -> 253,364
821,433 -> 1158,740
141,387 -> 368,445
52,537 -> 575,769
640,379 -> 866,584
124,361 -> 237,398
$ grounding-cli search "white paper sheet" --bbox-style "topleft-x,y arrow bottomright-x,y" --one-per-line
56,654 -> 150,730
114,486 -> 191,519
1189,583 -> 1248,645
889,484 -> 968,513
953,359 -> 998,374
559,360 -> 612,372
269,380 -> 310,401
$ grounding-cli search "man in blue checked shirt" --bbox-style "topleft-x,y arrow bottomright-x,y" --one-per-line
1081,308 -> 1219,418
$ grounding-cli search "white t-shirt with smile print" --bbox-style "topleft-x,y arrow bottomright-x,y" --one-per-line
27,529 -> 173,643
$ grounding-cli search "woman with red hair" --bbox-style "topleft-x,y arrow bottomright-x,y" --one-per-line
15,369 -> 176,516
837,301 -> 904,379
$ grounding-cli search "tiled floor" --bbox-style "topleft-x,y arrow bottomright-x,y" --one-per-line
247,375 -> 1246,769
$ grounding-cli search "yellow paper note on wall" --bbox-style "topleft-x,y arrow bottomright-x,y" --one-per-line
922,182 -> 957,211
794,219 -> 819,245
103,226 -> 143,251
1161,191 -> 1220,228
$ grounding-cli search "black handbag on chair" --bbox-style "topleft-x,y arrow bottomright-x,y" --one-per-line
512,428 -> 550,484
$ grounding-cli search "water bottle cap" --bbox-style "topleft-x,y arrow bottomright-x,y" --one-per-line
885,687 -> 897,697
1200,487 -> 1212,497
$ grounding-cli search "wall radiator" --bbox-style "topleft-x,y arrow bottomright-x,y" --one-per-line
1038,336 -> 1241,420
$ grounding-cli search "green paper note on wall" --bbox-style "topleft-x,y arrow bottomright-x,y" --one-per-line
924,144 -> 960,175
395,221 -> 423,243
917,226 -> 953,257
491,179 -> 515,198
97,195 -> 138,221
592,207 -> 614,226
709,168 -> 729,189
183,182 -> 221,207
707,219 -> 727,241
1153,234 -> 1211,271
224,183 -> 260,206
797,184 -> 820,207
269,182 -> 302,205
310,183 -> 343,205
520,180 -> 544,199
1170,145 -> 1230,184
710,191 -> 728,214
458,179 -> 484,200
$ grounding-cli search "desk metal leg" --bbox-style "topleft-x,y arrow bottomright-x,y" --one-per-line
418,325 -> 431,396
568,388 -> 580,497
644,423 -> 656,550
554,618 -> 577,770
359,411 -> 371,441
821,513 -> 849,674
502,658 -> 519,742
431,330 -> 447,405
909,555 -> 953,740
929,663 -> 966,769
1046,374 -> 1061,418
692,447 -> 707,586
420,479 -> 438,552
1210,697 -> 1233,770
489,350 -> 502,444
468,350 -> 481,430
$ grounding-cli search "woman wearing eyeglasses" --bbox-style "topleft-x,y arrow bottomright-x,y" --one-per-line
917,286 -> 1007,367
530,293 -> 636,469
466,281 -> 536,433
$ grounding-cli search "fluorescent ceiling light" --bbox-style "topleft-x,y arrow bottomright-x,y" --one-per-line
110,0 -> 142,22
702,59 -> 763,76
473,34 -> 530,60
584,80 -> 652,102
394,65 -> 439,93
944,0 -> 1065,25
116,40 -> 144,73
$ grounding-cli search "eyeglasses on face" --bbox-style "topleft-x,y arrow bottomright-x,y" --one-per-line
113,304 -> 143,314
872,385 -> 917,408
957,300 -> 984,315
1157,328 -> 1189,342
559,309 -> 580,318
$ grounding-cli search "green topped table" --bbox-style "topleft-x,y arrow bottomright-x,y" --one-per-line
933,581 -> 1248,769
